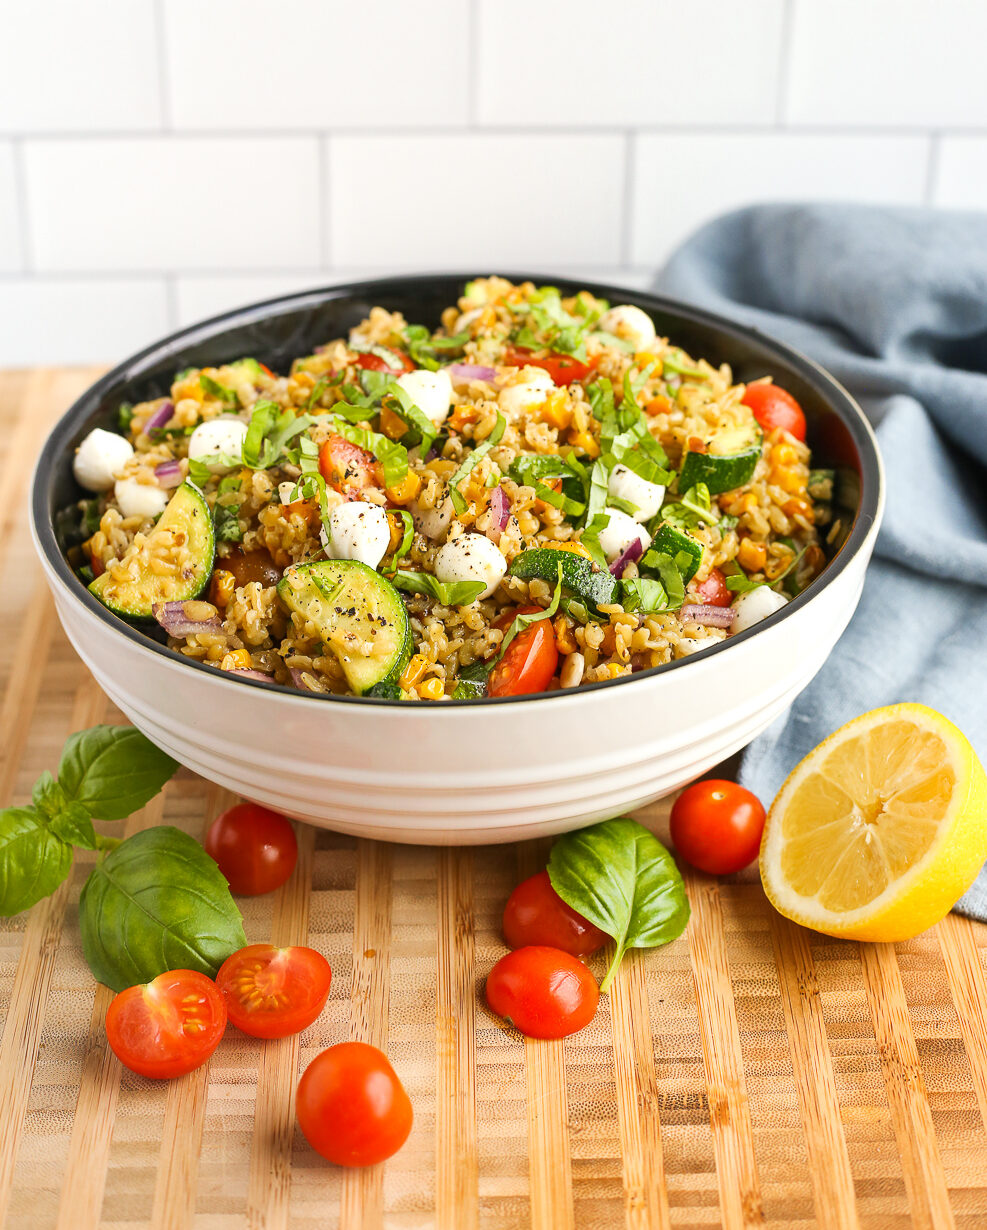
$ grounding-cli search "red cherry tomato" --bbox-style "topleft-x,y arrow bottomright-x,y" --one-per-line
105,970 -> 227,1080
693,567 -> 731,607
204,802 -> 298,896
353,349 -> 415,376
669,778 -> 766,875
502,346 -> 597,386
296,1042 -> 413,1167
487,610 -> 559,698
741,383 -> 807,442
485,946 -> 599,1039
216,944 -> 332,1039
318,433 -> 383,498
502,871 -> 608,957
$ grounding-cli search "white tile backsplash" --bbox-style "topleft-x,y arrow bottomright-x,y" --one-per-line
630,133 -> 929,265
0,1 -> 160,133
478,0 -> 785,127
175,272 -> 368,328
25,138 -> 321,273
787,0 -> 987,128
0,144 -> 22,273
163,0 -> 470,130
933,138 -> 987,210
328,135 -> 626,268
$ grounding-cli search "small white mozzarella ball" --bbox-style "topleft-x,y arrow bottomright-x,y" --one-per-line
607,464 -> 666,523
412,496 -> 454,541
498,368 -> 555,416
731,586 -> 789,634
325,501 -> 390,570
187,416 -> 248,475
278,481 -> 297,505
678,634 -> 725,657
396,368 -> 454,427
113,477 -> 168,521
598,507 -> 651,564
434,533 -> 507,601
598,304 -> 657,352
72,428 -> 135,492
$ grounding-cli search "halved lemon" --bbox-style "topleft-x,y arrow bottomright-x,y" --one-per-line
759,703 -> 987,942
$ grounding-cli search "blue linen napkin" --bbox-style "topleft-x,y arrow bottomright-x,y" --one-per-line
653,204 -> 987,920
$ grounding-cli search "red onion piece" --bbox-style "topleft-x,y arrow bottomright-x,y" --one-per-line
609,537 -> 644,577
154,459 -> 183,488
152,601 -> 222,637
230,668 -> 276,682
447,363 -> 498,387
289,667 -> 318,690
489,484 -> 510,530
679,603 -> 735,628
144,400 -> 175,434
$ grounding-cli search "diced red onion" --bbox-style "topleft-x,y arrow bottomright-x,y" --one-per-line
679,603 -> 735,628
631,652 -> 651,673
230,668 -> 276,682
489,484 -> 510,530
152,601 -> 222,637
154,459 -> 183,488
144,400 -> 174,434
289,667 -> 317,690
609,537 -> 644,577
447,363 -> 498,387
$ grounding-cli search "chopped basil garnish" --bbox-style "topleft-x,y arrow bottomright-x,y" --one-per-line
449,413 -> 506,515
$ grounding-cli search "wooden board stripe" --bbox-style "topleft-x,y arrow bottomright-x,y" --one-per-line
0,587 -> 58,804
247,822 -> 316,1230
151,1064 -> 211,1230
859,942 -> 955,1230
938,912 -> 987,1139
768,912 -> 859,1230
435,848 -> 478,1230
685,870 -> 765,1229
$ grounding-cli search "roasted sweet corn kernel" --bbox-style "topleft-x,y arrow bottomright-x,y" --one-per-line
221,649 -> 252,671
379,405 -> 406,440
386,471 -> 422,505
418,676 -> 445,700
737,539 -> 768,572
210,570 -> 235,608
569,430 -> 600,459
400,654 -> 429,689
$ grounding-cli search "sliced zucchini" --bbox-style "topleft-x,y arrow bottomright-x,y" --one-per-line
451,659 -> 492,700
679,422 -> 762,496
277,561 -> 411,696
509,546 -> 618,613
89,482 -> 215,618
650,523 -> 703,583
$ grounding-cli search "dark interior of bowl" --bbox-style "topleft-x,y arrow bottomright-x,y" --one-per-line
32,272 -> 882,704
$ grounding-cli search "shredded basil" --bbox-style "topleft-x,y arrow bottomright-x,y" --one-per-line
389,509 -> 414,565
497,564 -> 564,660
390,570 -> 485,606
116,403 -> 134,433
660,483 -> 718,530
404,324 -> 469,371
212,501 -> 243,543
384,382 -> 438,453
199,374 -> 239,406
619,577 -> 668,613
449,413 -> 506,515
661,350 -> 708,380
242,400 -> 311,470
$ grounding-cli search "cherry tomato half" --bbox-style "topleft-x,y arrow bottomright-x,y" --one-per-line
741,383 -> 807,442
105,969 -> 227,1080
216,944 -> 332,1039
318,433 -> 383,498
669,778 -> 766,875
502,871 -> 608,957
296,1042 -> 413,1167
488,607 -> 558,698
204,802 -> 298,896
353,348 -> 415,376
692,567 -> 731,607
485,946 -> 599,1039
502,346 -> 597,386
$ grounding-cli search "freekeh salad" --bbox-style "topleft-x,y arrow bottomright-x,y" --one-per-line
59,277 -> 838,701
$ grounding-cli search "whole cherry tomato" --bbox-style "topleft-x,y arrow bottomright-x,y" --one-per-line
741,383 -> 807,442
502,871 -> 608,957
318,433 -> 382,498
669,778 -> 766,875
216,944 -> 332,1039
692,567 -> 731,607
488,607 -> 558,698
485,946 -> 599,1039
105,970 -> 227,1080
353,348 -> 415,376
502,346 -> 596,386
296,1042 -> 413,1166
204,802 -> 298,896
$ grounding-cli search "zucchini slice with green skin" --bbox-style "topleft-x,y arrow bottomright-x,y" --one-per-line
508,547 -> 618,613
650,523 -> 703,583
277,561 -> 411,696
679,423 -> 762,496
89,482 -> 215,619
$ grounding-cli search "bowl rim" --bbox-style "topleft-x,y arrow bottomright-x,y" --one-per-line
30,270 -> 884,710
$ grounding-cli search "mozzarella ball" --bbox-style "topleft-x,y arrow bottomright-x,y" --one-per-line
325,501 -> 390,570
187,416 -> 248,475
498,368 -> 555,416
597,507 -> 651,564
598,304 -> 657,352
72,428 -> 135,492
113,478 -> 169,521
434,533 -> 507,600
412,496 -> 454,541
278,481 -> 297,505
731,586 -> 789,634
396,368 -> 454,427
607,464 -> 666,522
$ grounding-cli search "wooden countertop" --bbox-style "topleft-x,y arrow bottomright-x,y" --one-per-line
1,367 -> 986,1230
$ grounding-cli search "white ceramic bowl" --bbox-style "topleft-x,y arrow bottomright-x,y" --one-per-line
31,275 -> 884,845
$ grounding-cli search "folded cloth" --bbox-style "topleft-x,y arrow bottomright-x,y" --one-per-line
654,204 -> 987,920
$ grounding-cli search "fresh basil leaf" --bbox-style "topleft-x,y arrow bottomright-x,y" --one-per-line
390,570 -> 485,606
661,483 -> 718,531
117,403 -> 134,433
619,577 -> 668,613
213,501 -> 243,543
404,324 -> 468,370
307,375 -> 329,409
330,419 -> 409,489
30,773 -> 98,849
199,374 -> 238,406
79,826 -> 247,992
187,452 -> 243,486
0,807 -> 74,916
661,350 -> 708,380
548,817 -> 690,993
497,564 -> 564,660
384,382 -> 437,453
622,360 -> 658,411
449,413 -> 506,515
58,725 -> 178,822
579,510 -> 611,570
388,509 -> 414,565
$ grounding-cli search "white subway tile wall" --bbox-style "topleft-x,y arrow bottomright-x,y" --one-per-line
0,0 -> 983,365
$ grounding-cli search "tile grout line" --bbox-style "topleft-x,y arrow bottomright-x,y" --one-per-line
153,0 -> 171,132
468,0 -> 480,128
11,138 -> 32,274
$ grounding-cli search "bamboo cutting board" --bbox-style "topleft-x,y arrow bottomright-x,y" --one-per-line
2,367 -> 987,1230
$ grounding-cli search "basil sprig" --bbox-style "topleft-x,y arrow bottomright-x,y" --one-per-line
548,817 -> 690,993
448,413 -> 506,515
199,374 -> 239,406
390,570 -> 485,606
